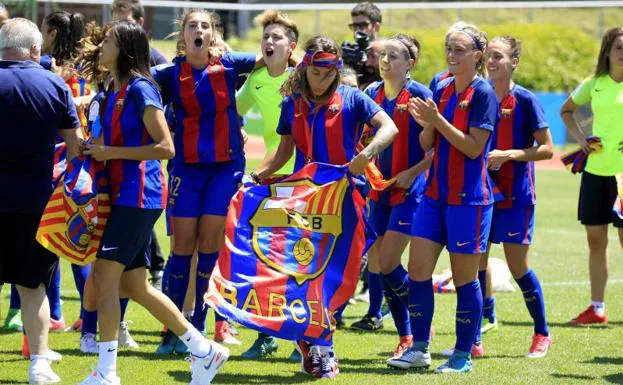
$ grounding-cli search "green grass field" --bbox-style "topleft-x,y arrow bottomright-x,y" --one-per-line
2,168 -> 623,385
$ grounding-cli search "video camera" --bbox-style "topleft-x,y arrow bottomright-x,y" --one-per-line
341,31 -> 380,87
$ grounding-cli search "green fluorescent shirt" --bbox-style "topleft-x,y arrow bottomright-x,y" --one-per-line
572,75 -> 623,176
236,67 -> 294,174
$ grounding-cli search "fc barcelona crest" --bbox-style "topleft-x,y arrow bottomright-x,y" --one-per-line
115,99 -> 124,110
459,100 -> 470,110
328,103 -> 340,114
397,104 -> 408,113
249,178 -> 349,285
207,65 -> 222,74
501,108 -> 512,118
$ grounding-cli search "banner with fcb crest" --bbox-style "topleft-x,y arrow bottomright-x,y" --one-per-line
36,155 -> 110,266
205,163 -> 368,345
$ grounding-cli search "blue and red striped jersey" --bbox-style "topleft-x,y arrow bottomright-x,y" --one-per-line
364,80 -> 431,206
101,77 -> 167,209
490,84 -> 548,208
429,70 -> 452,92
277,84 -> 382,171
426,76 -> 498,205
153,52 -> 256,164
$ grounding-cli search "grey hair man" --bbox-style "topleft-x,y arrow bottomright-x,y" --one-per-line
0,17 -> 82,385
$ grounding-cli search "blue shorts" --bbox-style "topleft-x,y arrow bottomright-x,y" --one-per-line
489,205 -> 535,245
97,206 -> 162,270
368,197 -> 418,236
169,158 -> 245,218
412,197 -> 493,254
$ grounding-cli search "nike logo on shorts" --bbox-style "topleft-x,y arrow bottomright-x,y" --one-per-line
507,232 -> 521,237
398,220 -> 411,226
101,245 -> 118,251
456,241 -> 470,247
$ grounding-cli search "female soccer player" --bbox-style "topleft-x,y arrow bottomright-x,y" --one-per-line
253,35 -> 398,379
235,10 -> 299,360
561,27 -> 623,325
79,20 -> 228,385
152,9 -> 264,352
354,34 -> 432,359
480,35 -> 554,357
387,24 -> 497,374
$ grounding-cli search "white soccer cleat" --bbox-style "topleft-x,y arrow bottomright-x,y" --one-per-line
80,333 -> 98,354
119,321 -> 139,349
28,360 -> 61,384
43,350 -> 62,363
386,347 -> 431,369
189,341 -> 230,385
78,370 -> 121,385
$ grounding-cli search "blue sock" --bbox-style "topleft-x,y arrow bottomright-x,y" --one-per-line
515,270 -> 549,336
455,280 -> 483,354
382,274 -> 411,337
474,270 -> 487,345
120,298 -> 129,321
334,303 -> 347,321
71,264 -> 91,319
82,310 -> 98,336
408,279 -> 434,344
10,284 -> 21,309
192,251 -> 218,333
383,265 -> 409,307
164,254 -> 192,311
483,297 -> 496,323
367,272 -> 383,319
47,263 -> 62,321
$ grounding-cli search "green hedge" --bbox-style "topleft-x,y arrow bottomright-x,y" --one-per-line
388,23 -> 599,92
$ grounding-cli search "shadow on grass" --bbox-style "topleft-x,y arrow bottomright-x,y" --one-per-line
0,380 -> 28,384
500,320 -> 611,329
604,373 -> 623,384
168,370 -> 317,384
584,356 -> 623,365
551,373 -> 597,381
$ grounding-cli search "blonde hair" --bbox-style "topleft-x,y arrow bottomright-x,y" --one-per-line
447,23 -> 488,77
254,10 -> 298,43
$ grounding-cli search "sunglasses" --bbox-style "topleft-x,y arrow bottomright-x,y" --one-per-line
348,21 -> 371,31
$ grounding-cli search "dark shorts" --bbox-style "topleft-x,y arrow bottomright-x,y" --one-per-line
578,171 -> 623,227
0,212 -> 58,289
97,206 -> 162,270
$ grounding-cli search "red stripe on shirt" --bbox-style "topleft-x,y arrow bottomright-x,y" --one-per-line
207,63 -> 232,162
179,62 -> 201,163
325,93 -> 348,165
447,86 -> 475,205
496,95 -> 516,209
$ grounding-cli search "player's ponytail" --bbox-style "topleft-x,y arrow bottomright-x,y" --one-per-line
43,11 -> 85,67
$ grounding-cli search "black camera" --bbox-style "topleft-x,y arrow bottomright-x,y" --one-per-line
341,31 -> 380,88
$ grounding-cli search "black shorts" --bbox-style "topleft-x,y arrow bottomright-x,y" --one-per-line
0,212 -> 58,289
97,206 -> 162,271
578,171 -> 623,227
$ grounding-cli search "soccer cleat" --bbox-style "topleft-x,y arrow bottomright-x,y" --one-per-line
350,314 -> 383,331
28,361 -> 60,384
80,333 -> 98,354
289,348 -> 301,362
118,321 -> 139,349
381,302 -> 392,319
391,336 -> 413,359
316,345 -> 339,379
569,306 -> 607,325
387,346 -> 431,369
527,334 -> 552,358
156,330 -> 177,355
48,318 -> 66,333
435,352 -> 472,374
214,321 -> 241,346
241,335 -> 278,359
174,336 -> 190,355
189,341 -> 230,385
441,343 -> 485,358
3,308 -> 23,332
78,370 -> 121,385
480,318 -> 498,334
294,340 -> 315,375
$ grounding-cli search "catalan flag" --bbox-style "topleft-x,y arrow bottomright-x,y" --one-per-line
36,155 -> 110,266
205,163 -> 367,345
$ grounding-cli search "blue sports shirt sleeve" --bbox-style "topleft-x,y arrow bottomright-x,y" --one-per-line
353,88 -> 382,125
276,97 -> 294,136
468,84 -> 497,132
130,79 -> 164,117
223,52 -> 257,76
151,64 -> 173,104
524,91 -> 549,133
60,84 -> 81,130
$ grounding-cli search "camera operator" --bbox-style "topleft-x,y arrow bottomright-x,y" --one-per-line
342,1 -> 382,89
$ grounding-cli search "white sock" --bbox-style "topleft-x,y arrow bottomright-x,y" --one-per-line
180,327 -> 211,357
97,340 -> 118,379
30,354 -> 49,369
591,301 -> 605,315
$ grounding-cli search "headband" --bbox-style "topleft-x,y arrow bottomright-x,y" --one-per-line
457,28 -> 483,51
390,36 -> 416,60
300,50 -> 343,69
